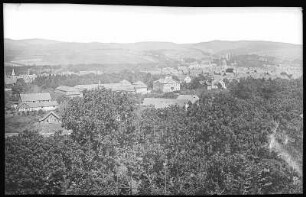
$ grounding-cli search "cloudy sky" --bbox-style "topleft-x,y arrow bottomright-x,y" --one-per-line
3,4 -> 303,44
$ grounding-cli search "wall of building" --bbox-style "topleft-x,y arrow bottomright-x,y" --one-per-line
135,87 -> 148,94
18,106 -> 57,112
163,83 -> 180,92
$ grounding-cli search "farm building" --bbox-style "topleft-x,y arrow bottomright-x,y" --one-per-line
132,81 -> 148,94
142,98 -> 187,109
39,111 -> 61,124
74,84 -> 100,91
55,86 -> 83,98
176,95 -> 199,104
19,93 -> 52,103
17,101 -> 58,112
74,80 -> 136,93
17,93 -> 58,112
153,75 -> 180,93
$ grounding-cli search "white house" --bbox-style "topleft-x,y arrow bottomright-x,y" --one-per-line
184,76 -> 192,83
153,75 -> 180,93
132,81 -> 148,94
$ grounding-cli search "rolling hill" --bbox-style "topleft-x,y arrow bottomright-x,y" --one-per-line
4,38 -> 302,67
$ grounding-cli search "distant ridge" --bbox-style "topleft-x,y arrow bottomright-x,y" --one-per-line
4,38 -> 302,66
5,38 -> 302,46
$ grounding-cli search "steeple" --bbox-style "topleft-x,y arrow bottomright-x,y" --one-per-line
12,69 -> 15,76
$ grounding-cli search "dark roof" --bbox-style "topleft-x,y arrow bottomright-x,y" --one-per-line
225,68 -> 234,72
154,76 -> 179,84
39,111 -> 61,122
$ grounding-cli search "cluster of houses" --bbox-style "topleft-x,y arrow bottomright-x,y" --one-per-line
55,79 -> 149,97
53,73 -> 228,102
5,69 -> 37,87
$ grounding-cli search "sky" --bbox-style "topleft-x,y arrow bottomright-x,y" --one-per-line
3,4 -> 303,45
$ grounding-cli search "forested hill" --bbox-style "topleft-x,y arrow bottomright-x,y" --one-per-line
4,39 -> 302,66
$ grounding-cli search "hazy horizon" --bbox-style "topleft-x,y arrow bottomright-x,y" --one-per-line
4,4 -> 302,45
4,37 -> 302,46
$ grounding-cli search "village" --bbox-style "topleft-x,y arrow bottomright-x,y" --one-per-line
4,4 -> 303,195
4,53 -> 301,138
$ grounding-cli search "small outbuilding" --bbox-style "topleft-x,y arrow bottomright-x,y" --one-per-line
39,111 -> 61,124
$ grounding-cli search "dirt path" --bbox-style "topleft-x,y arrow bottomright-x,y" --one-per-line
268,123 -> 302,177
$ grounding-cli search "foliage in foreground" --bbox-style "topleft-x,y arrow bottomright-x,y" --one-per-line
5,77 -> 303,195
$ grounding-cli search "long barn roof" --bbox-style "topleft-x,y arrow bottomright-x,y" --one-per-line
142,98 -> 187,109
20,93 -> 51,102
17,101 -> 58,109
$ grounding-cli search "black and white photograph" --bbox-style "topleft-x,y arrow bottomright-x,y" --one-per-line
4,4 -> 303,195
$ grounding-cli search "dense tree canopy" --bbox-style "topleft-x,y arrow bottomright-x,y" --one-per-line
5,77 -> 303,194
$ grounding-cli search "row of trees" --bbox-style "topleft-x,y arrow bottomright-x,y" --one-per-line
5,77 -> 303,194
32,70 -> 162,90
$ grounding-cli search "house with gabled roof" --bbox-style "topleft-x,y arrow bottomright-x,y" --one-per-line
20,93 -> 52,103
153,75 -> 180,93
132,81 -> 148,94
17,93 -> 58,112
39,111 -> 61,124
